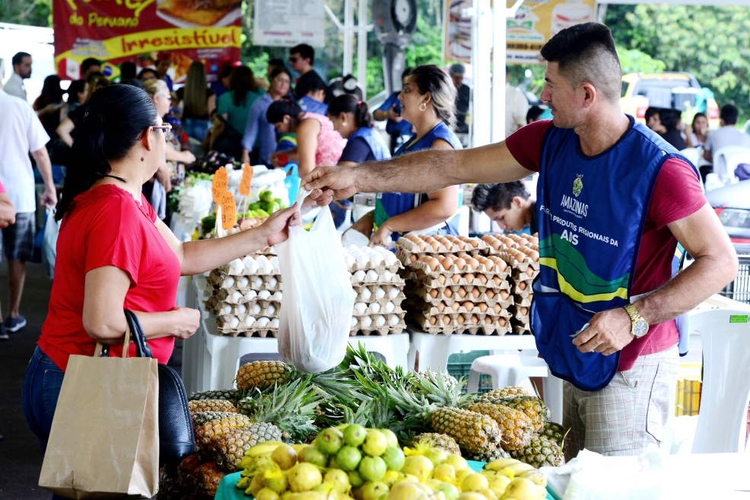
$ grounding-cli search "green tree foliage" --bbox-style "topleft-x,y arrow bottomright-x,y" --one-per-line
0,0 -> 51,27
605,4 -> 750,111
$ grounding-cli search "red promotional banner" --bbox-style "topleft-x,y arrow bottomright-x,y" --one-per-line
53,0 -> 242,82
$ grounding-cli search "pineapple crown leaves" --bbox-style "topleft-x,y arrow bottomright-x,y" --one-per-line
236,377 -> 321,442
410,369 -> 475,408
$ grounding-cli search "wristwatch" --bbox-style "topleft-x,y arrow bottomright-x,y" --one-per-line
623,303 -> 649,338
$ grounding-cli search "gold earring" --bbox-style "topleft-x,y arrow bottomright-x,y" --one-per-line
419,102 -> 427,112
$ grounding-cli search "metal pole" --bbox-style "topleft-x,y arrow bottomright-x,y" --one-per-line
357,0 -> 368,98
343,0 -> 354,76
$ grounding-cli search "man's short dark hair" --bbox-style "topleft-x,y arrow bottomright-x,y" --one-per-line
540,22 -> 621,103
526,105 -> 544,123
119,61 -> 137,80
720,104 -> 739,125
81,57 -> 102,74
290,44 -> 315,65
471,182 -> 530,212
12,52 -> 30,67
294,70 -> 327,100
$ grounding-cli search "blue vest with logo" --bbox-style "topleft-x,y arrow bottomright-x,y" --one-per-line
374,122 -> 463,239
532,119 -> 682,391
350,126 -> 391,161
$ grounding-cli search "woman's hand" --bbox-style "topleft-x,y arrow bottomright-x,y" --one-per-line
171,307 -> 201,340
369,223 -> 394,248
256,204 -> 301,246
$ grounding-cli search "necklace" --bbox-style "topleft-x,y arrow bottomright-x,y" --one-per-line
101,173 -> 128,183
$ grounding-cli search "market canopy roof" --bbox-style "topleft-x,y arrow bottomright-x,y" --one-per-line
601,0 -> 750,5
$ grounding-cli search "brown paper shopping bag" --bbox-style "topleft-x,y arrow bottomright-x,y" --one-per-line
39,348 -> 160,499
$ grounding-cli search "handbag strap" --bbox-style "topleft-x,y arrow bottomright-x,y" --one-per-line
93,317 -> 133,358
124,309 -> 154,359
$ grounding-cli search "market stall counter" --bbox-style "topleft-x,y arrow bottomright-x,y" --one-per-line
182,275 -> 410,394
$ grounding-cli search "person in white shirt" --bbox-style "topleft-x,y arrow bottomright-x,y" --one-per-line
505,66 -> 528,137
702,103 -> 750,182
0,77 -> 57,336
4,52 -> 31,101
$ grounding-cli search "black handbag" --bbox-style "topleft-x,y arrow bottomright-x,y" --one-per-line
124,309 -> 195,465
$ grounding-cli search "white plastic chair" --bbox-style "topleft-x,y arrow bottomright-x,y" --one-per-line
689,307 -> 750,453
679,147 -> 702,167
712,146 -> 750,185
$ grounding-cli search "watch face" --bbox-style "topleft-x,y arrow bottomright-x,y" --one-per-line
634,320 -> 649,337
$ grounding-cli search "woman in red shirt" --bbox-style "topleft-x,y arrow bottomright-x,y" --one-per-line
23,84 -> 300,448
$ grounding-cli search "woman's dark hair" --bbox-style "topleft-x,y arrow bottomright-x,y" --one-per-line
37,75 -> 64,106
408,65 -> 456,129
327,94 -> 373,128
269,66 -> 293,94
137,67 -> 158,81
230,65 -> 258,107
691,112 -> 707,128
266,99 -> 304,125
57,85 -> 158,220
66,79 -> 87,105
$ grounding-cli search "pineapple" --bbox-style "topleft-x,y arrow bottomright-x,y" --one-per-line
235,360 -> 289,391
189,389 -> 241,404
429,406 -> 503,455
193,461 -> 225,497
509,435 -> 564,468
194,413 -> 253,449
466,402 -> 535,451
480,395 -> 549,432
237,377 -> 322,442
192,411 -> 241,428
188,398 -> 239,414
483,386 -> 531,398
411,432 -> 461,455
214,422 -> 283,471
539,421 -> 567,446
467,446 -> 512,462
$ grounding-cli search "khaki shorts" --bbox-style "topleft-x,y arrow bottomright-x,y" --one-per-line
563,345 -> 679,459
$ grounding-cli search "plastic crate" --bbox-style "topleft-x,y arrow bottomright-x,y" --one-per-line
447,350 -> 493,392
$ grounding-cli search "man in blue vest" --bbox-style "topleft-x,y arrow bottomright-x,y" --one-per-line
303,22 -> 738,459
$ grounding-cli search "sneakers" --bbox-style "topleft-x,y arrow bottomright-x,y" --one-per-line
4,316 -> 27,333
0,325 -> 7,341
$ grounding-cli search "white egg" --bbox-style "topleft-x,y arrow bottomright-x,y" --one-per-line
252,277 -> 263,288
221,277 -> 235,288
388,287 -> 400,299
266,277 -> 278,288
389,314 -> 400,326
370,302 -> 381,314
251,303 -> 261,315
256,255 -> 269,269
259,260 -> 274,274
382,270 -> 393,282
354,270 -> 366,282
258,290 -> 271,300
229,316 -> 240,328
384,301 -> 395,313
355,253 -> 369,269
266,304 -> 276,316
345,253 -> 356,269
370,252 -> 384,267
256,317 -> 270,328
360,316 -> 373,329
244,316 -> 256,327
228,258 -> 244,275
360,287 -> 372,301
375,286 -> 386,299
271,318 -> 279,328
276,292 -> 283,301
351,316 -> 358,327
236,304 -> 247,315
270,256 -> 280,269
384,252 -> 399,266
354,302 -> 367,315
242,256 -> 259,274
230,290 -> 243,303
366,270 -> 379,282
221,304 -> 232,315
245,290 -> 257,301
237,276 -> 249,288
374,315 -> 386,327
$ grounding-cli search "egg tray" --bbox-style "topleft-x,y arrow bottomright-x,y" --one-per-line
409,314 -> 512,336
404,279 -> 513,301
216,288 -> 283,304
401,254 -> 510,277
404,285 -> 514,308
482,233 -> 538,250
510,321 -> 533,335
512,268 -> 539,283
513,290 -> 534,308
207,272 -> 282,290
352,301 -> 405,317
511,303 -> 531,320
349,323 -> 407,336
350,268 -> 405,286
396,234 -> 488,254
215,300 -> 281,318
347,260 -> 403,273
353,284 -> 406,304
216,317 -> 279,337
215,256 -> 280,276
349,313 -> 407,335
405,271 -> 513,291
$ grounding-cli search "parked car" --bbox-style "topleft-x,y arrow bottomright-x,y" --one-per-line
620,72 -> 720,129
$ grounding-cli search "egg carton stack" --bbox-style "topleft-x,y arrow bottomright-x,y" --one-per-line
344,246 -> 407,335
482,233 -> 540,334
396,234 -> 513,335
204,252 -> 282,337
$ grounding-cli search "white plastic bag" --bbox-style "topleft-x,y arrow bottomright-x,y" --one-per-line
276,205 -> 355,373
41,208 -> 59,279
